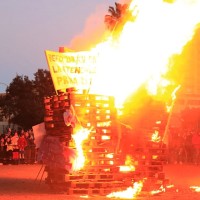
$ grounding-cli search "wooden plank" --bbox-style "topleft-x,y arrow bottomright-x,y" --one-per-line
86,159 -> 115,166
85,152 -> 114,159
69,180 -> 124,188
82,165 -> 119,173
68,187 -> 123,195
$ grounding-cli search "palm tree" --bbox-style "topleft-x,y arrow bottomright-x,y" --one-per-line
104,2 -> 136,35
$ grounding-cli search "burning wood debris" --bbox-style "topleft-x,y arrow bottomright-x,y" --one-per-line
39,0 -> 200,198
38,90 -> 169,197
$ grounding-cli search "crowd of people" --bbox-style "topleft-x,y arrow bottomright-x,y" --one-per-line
0,128 -> 36,165
168,130 -> 200,165
1,126 -> 200,166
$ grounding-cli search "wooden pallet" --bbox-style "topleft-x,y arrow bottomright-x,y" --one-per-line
68,180 -> 124,188
43,92 -> 169,196
68,187 -> 124,195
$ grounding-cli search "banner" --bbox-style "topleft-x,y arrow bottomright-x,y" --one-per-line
45,50 -> 97,92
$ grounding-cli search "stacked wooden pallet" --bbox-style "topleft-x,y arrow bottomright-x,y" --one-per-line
66,93 -> 129,195
42,92 -> 133,193
41,92 -> 75,188
44,93 -> 72,140
133,141 -> 169,191
42,92 -> 169,195
66,172 -> 128,195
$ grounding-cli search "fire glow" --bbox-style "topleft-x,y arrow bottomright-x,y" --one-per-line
107,181 -> 143,199
64,0 -> 200,197
151,130 -> 161,143
190,186 -> 200,192
72,127 -> 91,171
151,185 -> 166,195
87,0 -> 200,108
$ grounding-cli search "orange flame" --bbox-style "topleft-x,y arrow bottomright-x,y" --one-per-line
107,181 -> 143,199
190,186 -> 200,192
56,3 -> 200,197
85,0 -> 200,108
166,84 -> 181,113
151,130 -> 161,143
72,127 -> 91,171
151,185 -> 166,195
119,165 -> 135,172
119,154 -> 137,172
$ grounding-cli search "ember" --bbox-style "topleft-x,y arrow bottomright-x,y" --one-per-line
151,130 -> 161,143
151,185 -> 165,195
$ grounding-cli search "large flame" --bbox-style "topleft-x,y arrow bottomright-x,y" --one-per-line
71,126 -> 91,171
65,1 -> 200,197
70,0 -> 200,178
85,0 -> 200,107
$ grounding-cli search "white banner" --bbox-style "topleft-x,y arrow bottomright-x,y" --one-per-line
32,122 -> 46,149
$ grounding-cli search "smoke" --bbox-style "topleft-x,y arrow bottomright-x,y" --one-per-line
68,0 -> 131,51
68,4 -> 109,51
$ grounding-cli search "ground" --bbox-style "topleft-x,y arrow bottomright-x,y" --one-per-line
0,163 -> 200,200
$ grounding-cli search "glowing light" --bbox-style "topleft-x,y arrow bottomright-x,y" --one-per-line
152,155 -> 158,159
80,195 -> 89,199
59,0 -> 200,190
119,165 -> 135,172
166,184 -> 174,189
87,0 -> 200,108
119,155 -> 136,172
105,153 -> 114,159
72,127 -> 91,171
107,181 -> 143,199
151,185 -> 166,195
101,135 -> 111,140
151,130 -> 161,143
190,186 -> 200,192
166,85 -> 181,113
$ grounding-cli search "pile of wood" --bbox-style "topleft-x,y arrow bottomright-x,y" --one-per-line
44,92 -> 72,139
134,141 -> 169,191
41,91 -> 169,195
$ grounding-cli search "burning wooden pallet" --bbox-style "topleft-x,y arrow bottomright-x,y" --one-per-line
42,91 -> 169,195
132,140 -> 169,191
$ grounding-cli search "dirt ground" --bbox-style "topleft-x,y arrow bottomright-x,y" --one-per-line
0,163 -> 200,200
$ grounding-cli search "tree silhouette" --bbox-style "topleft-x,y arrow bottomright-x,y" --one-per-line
104,2 -> 137,36
0,69 -> 55,130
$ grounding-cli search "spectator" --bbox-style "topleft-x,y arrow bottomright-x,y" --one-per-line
5,136 -> 13,164
24,131 -> 31,164
11,131 -> 19,148
185,131 -> 194,163
0,136 -> 5,163
192,132 -> 200,165
6,128 -> 12,137
17,133 -> 27,164
170,133 -> 185,164
28,129 -> 36,164
11,131 -> 19,164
